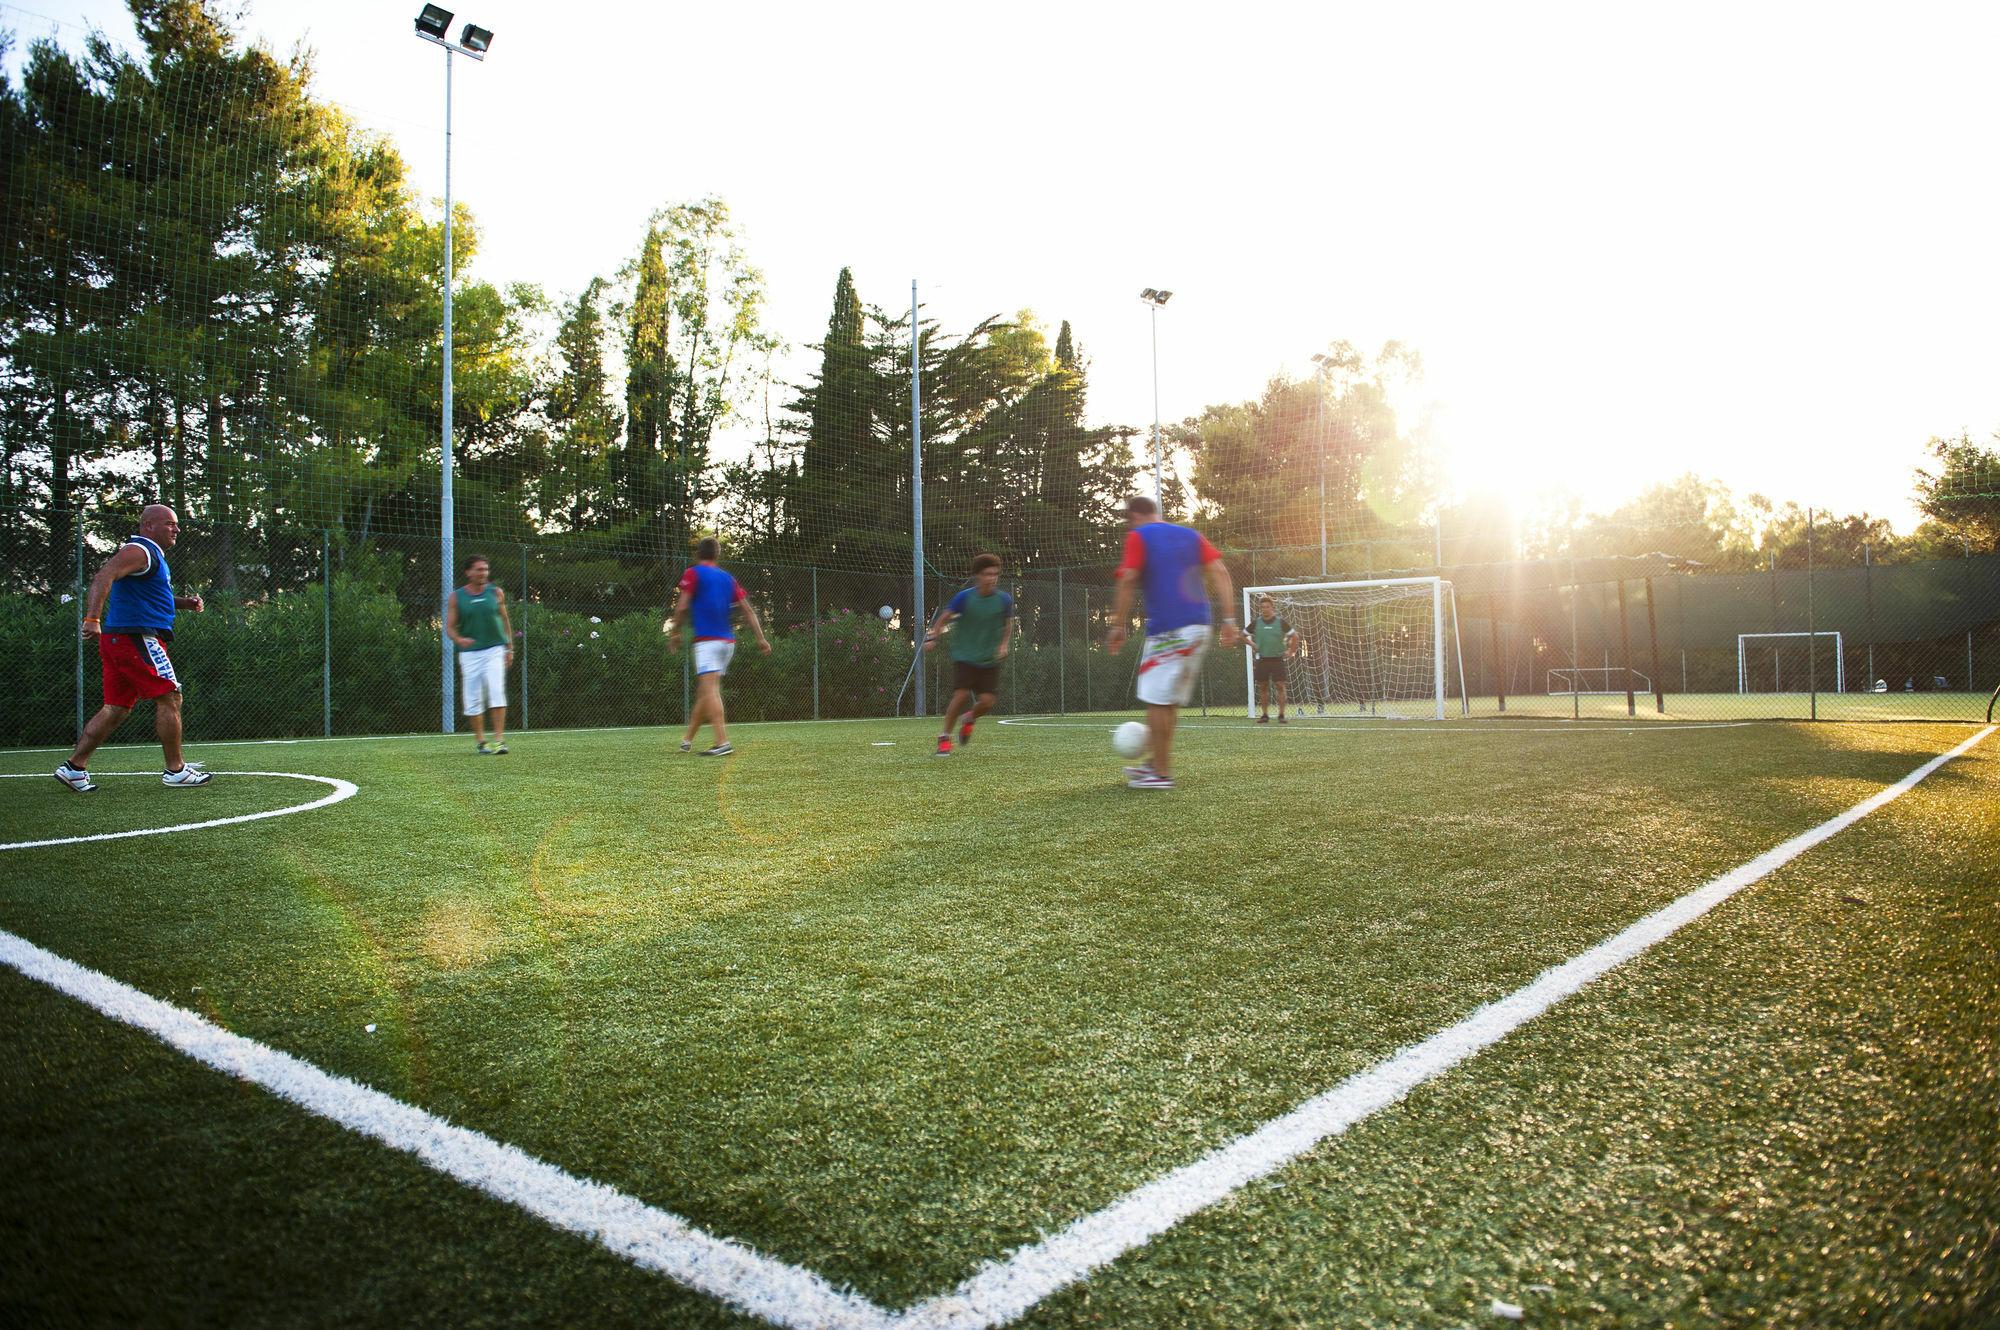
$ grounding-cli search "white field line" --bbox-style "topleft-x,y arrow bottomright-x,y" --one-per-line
893,723 -> 1996,1329
0,772 -> 358,850
0,926 -> 897,1330
0,727 -> 1989,1329
997,715 -> 1754,734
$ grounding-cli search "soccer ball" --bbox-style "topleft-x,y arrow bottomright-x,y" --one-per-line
1112,721 -> 1148,759
878,605 -> 894,620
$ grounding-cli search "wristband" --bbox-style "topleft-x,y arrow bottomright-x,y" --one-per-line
82,616 -> 100,625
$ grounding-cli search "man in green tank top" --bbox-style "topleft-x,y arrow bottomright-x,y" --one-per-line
445,554 -> 515,753
1248,593 -> 1298,723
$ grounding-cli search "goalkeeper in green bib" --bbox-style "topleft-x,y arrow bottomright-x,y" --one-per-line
1248,593 -> 1299,723
923,553 -> 1016,756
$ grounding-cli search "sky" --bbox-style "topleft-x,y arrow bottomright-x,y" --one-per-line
7,0 -> 1999,534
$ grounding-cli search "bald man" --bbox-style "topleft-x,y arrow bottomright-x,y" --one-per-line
54,505 -> 212,791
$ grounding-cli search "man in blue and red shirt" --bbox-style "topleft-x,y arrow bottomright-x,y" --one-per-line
1106,495 -> 1240,789
54,504 -> 212,792
663,537 -> 770,756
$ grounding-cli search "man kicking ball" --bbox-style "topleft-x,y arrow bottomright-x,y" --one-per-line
1105,496 -> 1239,789
664,537 -> 770,756
924,553 -> 1015,756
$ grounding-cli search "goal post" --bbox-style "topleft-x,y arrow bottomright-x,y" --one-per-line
1241,577 -> 1460,720
1737,631 -> 1845,694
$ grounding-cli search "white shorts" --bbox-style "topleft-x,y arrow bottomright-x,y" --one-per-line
458,644 -> 508,714
694,639 -> 736,676
1136,624 -> 1211,707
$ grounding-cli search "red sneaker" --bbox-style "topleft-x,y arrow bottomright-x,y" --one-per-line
934,737 -> 954,756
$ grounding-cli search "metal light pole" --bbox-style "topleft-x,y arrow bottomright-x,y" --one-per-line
1310,352 -> 1336,577
414,6 -> 492,733
1140,288 -> 1172,507
911,279 -> 925,717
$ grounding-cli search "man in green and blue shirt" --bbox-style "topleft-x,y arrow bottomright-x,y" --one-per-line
924,553 -> 1015,756
1248,593 -> 1298,723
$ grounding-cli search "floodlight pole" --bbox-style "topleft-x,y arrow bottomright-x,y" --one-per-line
417,13 -> 488,734
439,43 -> 454,734
911,279 -> 925,718
1141,289 -> 1170,508
1312,361 -> 1329,577
1149,300 -> 1162,507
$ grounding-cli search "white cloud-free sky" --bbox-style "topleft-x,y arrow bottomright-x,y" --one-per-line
8,0 -> 1998,533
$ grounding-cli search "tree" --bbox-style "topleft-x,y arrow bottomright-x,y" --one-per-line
538,278 -> 622,533
1913,430 -> 2000,553
1182,341 -> 1418,565
613,199 -> 775,577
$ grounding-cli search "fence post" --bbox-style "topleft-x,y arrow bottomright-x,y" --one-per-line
74,518 -> 85,740
1616,579 -> 1636,717
1645,576 -> 1665,714
1967,540 -> 1976,697
1058,567 -> 1066,716
519,542 -> 529,733
812,566 -> 820,721
1490,593 -> 1506,713
1084,585 -> 1092,712
1806,509 -> 1817,721
323,530 -> 332,737
1568,557 -> 1580,721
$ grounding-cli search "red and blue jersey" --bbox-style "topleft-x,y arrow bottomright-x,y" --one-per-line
104,535 -> 176,636
677,563 -> 747,641
1119,522 -> 1222,635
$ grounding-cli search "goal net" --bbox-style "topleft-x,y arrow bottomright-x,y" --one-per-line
1737,632 -> 1845,693
1241,578 -> 1460,719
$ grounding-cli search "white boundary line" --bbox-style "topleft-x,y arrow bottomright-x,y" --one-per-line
0,925 -> 897,1330
0,772 -> 358,851
997,715 -> 1754,735
0,727 -> 1989,1328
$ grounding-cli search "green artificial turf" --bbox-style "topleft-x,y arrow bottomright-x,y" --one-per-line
1,715 -> 1995,1326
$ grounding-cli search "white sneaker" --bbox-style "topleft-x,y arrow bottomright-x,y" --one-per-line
1121,763 -> 1154,779
679,740 -> 693,752
699,743 -> 733,756
1127,774 -> 1175,790
162,763 -> 212,787
53,762 -> 96,793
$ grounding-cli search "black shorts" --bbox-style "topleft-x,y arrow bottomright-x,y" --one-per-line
953,660 -> 1000,694
1253,656 -> 1289,684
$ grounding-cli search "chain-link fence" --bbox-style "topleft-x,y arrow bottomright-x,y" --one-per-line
6,507 -> 1994,751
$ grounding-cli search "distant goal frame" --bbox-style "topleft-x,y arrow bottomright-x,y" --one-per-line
1737,631 -> 1845,694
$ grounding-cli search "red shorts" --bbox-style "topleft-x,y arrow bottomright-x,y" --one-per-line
99,632 -> 181,708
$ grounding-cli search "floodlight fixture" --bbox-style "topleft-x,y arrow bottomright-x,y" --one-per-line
1140,288 -> 1173,306
1310,352 -> 1336,370
458,23 -> 493,55
415,4 -> 452,38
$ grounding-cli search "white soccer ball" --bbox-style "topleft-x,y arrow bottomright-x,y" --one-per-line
878,605 -> 894,620
1112,721 -> 1149,758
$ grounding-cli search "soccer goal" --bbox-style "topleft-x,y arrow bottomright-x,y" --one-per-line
1548,666 -> 1653,696
1737,631 -> 1845,693
1241,578 -> 1464,720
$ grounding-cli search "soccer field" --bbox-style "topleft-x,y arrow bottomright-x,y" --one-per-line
3,717 -> 1997,1327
